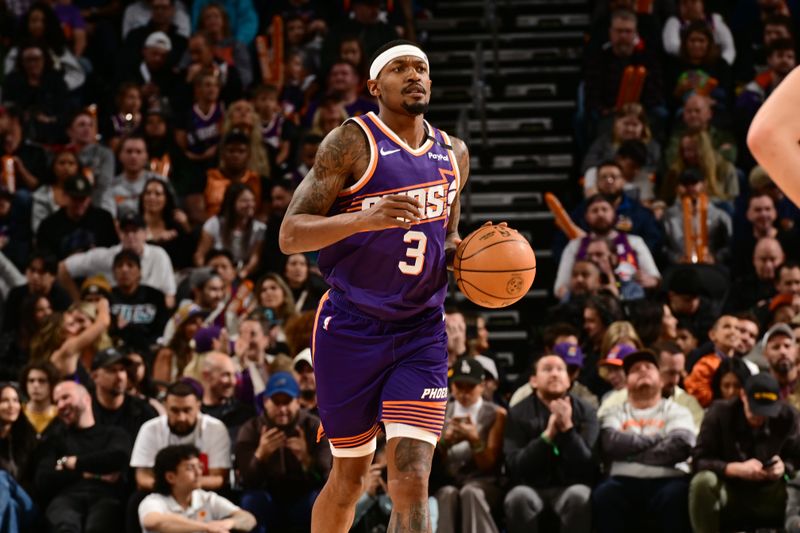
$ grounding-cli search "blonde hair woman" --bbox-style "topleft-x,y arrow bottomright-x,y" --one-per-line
600,320 -> 644,359
221,99 -> 271,177
660,130 -> 738,205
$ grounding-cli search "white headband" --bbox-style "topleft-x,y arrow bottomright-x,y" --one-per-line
369,44 -> 429,80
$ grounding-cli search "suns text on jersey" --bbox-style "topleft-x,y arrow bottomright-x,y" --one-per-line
360,179 -> 459,221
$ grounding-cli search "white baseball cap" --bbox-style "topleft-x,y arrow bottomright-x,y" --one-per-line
144,31 -> 172,52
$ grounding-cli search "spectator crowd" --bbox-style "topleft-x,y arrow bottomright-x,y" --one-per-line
3,0 -> 800,532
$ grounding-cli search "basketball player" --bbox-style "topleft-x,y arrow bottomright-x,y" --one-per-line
748,67 -> 800,206
280,40 -> 479,532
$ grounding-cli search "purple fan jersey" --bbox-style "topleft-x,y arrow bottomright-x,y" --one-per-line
317,111 -> 461,321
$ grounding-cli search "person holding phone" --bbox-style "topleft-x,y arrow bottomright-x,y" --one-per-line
435,357 -> 506,533
235,371 -> 332,533
690,373 -> 800,532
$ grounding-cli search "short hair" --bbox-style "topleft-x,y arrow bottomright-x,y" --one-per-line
204,248 -> 235,266
531,352 -> 566,375
69,109 -> 94,127
735,311 -> 760,329
27,252 -> 58,275
165,381 -> 200,400
585,193 -> 614,210
251,83 -> 279,98
597,159 -> 623,175
119,134 -> 147,151
766,37 -> 796,57
113,249 -> 141,268
777,261 -> 800,281
747,190 -> 776,209
616,140 -> 648,167
610,8 -> 637,25
650,340 -> 683,357
542,322 -> 581,350
153,444 -> 200,495
764,14 -> 794,34
19,361 -> 60,390
271,178 -> 294,194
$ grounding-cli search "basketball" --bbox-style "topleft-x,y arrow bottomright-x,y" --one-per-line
453,224 -> 536,308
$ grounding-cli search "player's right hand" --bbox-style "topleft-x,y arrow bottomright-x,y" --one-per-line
359,194 -> 422,230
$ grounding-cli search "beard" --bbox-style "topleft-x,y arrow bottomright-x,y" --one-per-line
169,420 -> 196,437
402,101 -> 429,116
772,358 -> 795,377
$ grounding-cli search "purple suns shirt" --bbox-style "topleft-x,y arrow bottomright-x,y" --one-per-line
317,112 -> 461,321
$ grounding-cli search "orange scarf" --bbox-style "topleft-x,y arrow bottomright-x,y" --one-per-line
682,193 -> 709,263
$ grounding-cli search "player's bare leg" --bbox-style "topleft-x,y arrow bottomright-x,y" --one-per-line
311,453 -> 374,533
386,438 -> 434,533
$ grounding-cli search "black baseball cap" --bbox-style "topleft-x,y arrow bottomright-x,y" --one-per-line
745,373 -> 782,418
118,210 -> 145,230
451,356 -> 485,385
91,347 -> 127,371
64,175 -> 93,198
622,349 -> 659,374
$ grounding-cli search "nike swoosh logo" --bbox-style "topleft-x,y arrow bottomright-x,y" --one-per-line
380,147 -> 401,156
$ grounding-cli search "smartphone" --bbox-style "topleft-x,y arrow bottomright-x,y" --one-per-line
282,427 -> 300,439
762,458 -> 778,469
451,416 -> 471,425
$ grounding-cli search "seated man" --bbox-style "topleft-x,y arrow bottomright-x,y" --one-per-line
504,353 -> 598,533
35,381 -> 131,533
131,381 -> 232,492
436,357 -> 506,533
200,352 -> 256,442
593,350 -> 696,532
662,169 -> 732,265
664,93 -> 737,165
555,194 -> 660,299
57,211 -> 176,307
139,444 -> 256,533
690,373 -> 799,532
235,372 -> 331,533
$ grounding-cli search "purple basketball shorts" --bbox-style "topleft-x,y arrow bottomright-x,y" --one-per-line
311,290 -> 449,456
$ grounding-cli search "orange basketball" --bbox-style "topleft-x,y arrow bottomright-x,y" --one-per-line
453,224 -> 536,308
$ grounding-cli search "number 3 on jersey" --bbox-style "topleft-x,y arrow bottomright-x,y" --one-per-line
398,230 -> 427,275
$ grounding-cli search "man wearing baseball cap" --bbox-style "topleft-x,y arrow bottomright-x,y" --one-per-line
760,323 -> 800,407
235,372 -> 330,532
57,208 -> 176,307
292,348 -> 318,414
437,357 -> 506,533
690,373 -> 799,532
594,349 -> 697,532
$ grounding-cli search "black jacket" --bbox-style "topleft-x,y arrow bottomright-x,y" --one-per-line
693,397 -> 800,485
504,392 -> 599,488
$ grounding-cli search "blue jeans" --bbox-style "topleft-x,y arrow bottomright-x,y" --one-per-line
240,489 -> 319,533
0,471 -> 36,533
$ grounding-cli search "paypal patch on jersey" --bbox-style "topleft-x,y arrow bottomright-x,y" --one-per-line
318,111 -> 460,321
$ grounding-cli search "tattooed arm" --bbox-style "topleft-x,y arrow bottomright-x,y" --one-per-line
444,136 -> 470,270
279,123 -> 424,254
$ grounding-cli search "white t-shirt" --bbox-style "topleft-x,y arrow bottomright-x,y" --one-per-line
201,217 -> 266,265
130,414 -> 232,469
65,243 -> 177,296
601,398 -> 696,478
139,489 -> 239,533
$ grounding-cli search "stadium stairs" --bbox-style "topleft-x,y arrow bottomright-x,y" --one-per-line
420,0 -> 589,380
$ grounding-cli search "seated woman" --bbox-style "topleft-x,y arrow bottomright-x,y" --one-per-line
2,42 -> 69,145
282,253 -> 327,313
196,3 -> 252,87
0,383 -> 37,532
251,273 -> 297,352
139,177 -> 193,271
660,130 -> 739,207
582,103 -> 661,176
195,183 -> 265,280
29,299 -> 111,383
662,0 -> 735,65
31,150 -> 82,233
667,21 -> 732,112
709,356 -> 751,401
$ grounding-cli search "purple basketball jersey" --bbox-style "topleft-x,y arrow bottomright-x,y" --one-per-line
317,112 -> 461,321
186,102 -> 224,155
